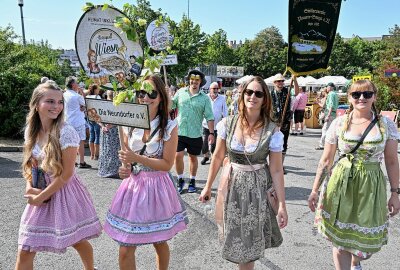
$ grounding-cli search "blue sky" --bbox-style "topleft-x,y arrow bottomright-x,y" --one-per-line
1,0 -> 399,49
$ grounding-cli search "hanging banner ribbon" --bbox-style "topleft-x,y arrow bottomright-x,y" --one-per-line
287,0 -> 342,76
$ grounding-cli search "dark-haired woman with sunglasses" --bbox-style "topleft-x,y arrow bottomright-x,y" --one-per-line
200,76 -> 288,270
104,75 -> 188,270
308,80 -> 400,270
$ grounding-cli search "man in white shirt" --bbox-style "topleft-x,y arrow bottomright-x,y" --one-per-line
63,76 -> 91,168
201,82 -> 228,165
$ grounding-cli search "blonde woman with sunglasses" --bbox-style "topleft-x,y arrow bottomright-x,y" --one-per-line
308,80 -> 400,270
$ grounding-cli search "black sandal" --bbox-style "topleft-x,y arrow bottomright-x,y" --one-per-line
78,162 -> 92,169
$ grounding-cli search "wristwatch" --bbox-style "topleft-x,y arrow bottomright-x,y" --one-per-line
390,187 -> 400,194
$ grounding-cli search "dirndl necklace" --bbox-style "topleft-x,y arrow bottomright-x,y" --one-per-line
350,111 -> 374,125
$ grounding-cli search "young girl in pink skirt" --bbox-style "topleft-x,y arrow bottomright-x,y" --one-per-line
16,81 -> 102,269
104,75 -> 188,270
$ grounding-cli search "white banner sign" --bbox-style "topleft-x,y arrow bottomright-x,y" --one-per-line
85,99 -> 150,129
151,54 -> 178,66
162,55 -> 178,66
217,65 -> 244,78
75,6 -> 143,90
146,20 -> 173,51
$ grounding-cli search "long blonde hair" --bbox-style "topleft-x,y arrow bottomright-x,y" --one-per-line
238,76 -> 274,135
22,81 -> 64,181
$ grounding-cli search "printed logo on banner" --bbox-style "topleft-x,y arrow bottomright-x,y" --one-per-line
146,20 -> 173,51
75,6 -> 143,90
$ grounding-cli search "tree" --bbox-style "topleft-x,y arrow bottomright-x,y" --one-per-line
234,26 -> 286,78
59,59 -> 74,79
0,26 -> 67,138
374,25 -> 400,111
121,0 -> 165,49
328,34 -> 387,78
203,29 -> 235,65
167,16 -> 207,81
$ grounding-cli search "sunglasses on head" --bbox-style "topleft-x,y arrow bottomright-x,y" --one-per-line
275,80 -> 284,83
350,91 -> 374,100
244,89 -> 265,98
137,90 -> 158,99
190,74 -> 201,81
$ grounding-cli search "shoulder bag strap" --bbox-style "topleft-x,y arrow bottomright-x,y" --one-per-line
349,116 -> 378,154
338,116 -> 378,159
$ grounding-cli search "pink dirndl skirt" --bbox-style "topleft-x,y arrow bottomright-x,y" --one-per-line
18,173 -> 102,253
104,169 -> 188,246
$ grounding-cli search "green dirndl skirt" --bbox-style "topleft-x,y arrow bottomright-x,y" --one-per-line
315,155 -> 388,258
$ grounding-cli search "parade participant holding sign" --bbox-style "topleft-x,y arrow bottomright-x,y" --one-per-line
16,81 -> 101,270
104,75 -> 188,270
308,80 -> 400,270
172,69 -> 215,193
271,73 -> 299,173
199,76 -> 287,270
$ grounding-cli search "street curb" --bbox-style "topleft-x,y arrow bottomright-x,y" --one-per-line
0,146 -> 23,152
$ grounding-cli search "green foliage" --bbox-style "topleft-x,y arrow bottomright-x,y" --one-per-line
373,25 -> 400,111
328,34 -> 387,78
0,26 -> 70,138
234,26 -> 286,77
167,16 -> 207,80
203,29 -> 235,65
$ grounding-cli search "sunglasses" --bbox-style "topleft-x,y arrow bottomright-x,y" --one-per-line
350,91 -> 374,99
210,88 -> 219,90
137,90 -> 158,99
244,89 -> 265,98
190,74 -> 201,81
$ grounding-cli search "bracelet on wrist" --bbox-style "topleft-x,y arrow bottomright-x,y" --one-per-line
390,187 -> 400,194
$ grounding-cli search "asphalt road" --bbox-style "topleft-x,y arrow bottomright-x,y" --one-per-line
1,130 -> 399,270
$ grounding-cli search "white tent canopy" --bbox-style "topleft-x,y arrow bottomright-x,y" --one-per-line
235,75 -> 254,85
308,76 -> 349,87
264,75 -> 276,86
283,75 -> 317,86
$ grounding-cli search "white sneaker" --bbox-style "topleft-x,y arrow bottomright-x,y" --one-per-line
351,263 -> 362,270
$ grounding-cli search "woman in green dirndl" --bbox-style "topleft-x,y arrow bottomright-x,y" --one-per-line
308,80 -> 400,270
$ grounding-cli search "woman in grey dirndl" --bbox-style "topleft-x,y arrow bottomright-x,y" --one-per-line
200,76 -> 288,270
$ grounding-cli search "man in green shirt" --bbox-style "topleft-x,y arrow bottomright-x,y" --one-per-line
316,82 -> 339,149
172,70 -> 215,193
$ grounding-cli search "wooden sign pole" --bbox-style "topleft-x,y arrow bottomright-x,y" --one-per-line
163,65 -> 168,86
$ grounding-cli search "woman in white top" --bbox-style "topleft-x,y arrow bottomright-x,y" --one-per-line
199,76 -> 288,270
104,75 -> 188,270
